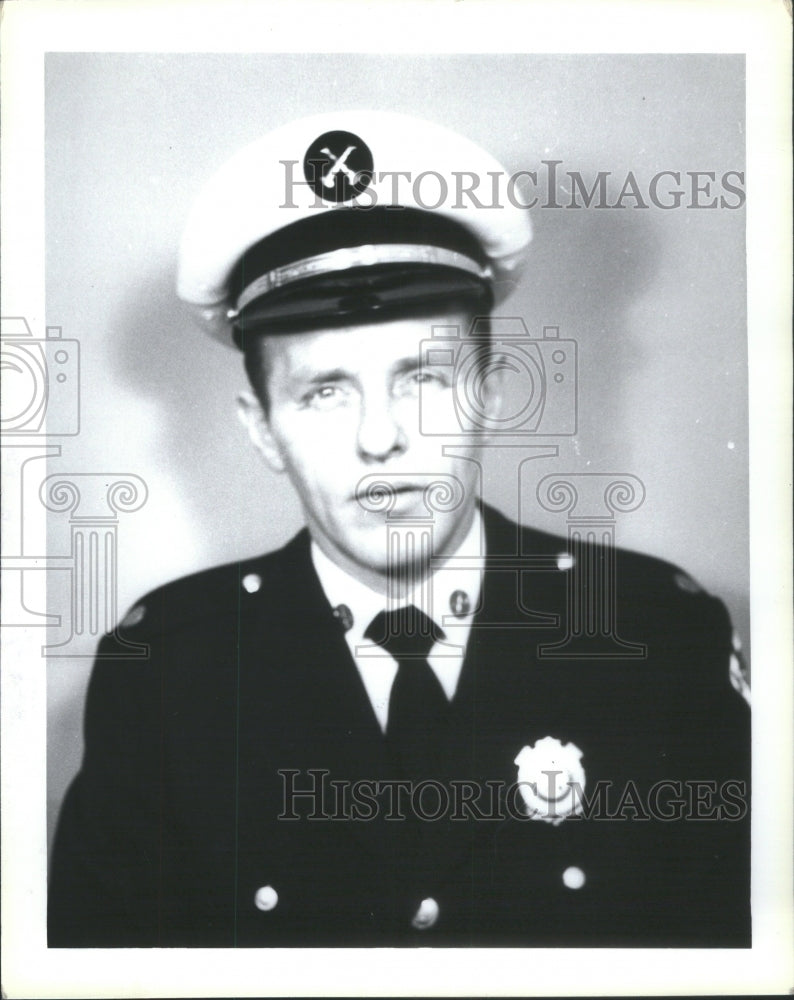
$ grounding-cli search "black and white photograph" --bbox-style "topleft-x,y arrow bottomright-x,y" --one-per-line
1,1 -> 791,996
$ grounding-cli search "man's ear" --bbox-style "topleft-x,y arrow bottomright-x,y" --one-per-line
236,390 -> 286,473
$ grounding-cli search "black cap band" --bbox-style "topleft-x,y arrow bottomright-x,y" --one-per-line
227,207 -> 493,340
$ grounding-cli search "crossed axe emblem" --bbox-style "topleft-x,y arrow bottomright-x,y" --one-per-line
320,145 -> 362,188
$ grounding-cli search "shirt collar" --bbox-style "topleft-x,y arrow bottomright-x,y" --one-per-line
311,508 -> 484,646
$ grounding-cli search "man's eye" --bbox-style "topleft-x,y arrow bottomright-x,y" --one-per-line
304,385 -> 347,409
404,370 -> 450,390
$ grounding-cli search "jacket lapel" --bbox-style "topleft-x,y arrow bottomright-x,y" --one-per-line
237,511 -> 570,877
240,532 -> 419,865
414,508 -> 571,877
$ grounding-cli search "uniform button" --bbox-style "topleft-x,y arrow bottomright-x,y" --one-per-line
556,553 -> 574,571
242,573 -> 262,594
411,897 -> 440,930
562,866 -> 586,890
254,885 -> 278,911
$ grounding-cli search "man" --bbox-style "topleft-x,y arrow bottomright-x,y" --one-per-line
48,111 -> 750,947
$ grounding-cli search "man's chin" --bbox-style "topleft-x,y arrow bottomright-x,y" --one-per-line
314,510 -> 467,587
350,546 -> 429,576
339,540 -> 434,591
344,511 -> 465,560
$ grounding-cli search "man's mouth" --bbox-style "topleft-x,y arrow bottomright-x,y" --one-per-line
352,480 -> 424,502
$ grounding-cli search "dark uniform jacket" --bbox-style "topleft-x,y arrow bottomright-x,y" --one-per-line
48,506 -> 750,947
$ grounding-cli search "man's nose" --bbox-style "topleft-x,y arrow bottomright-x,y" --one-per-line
356,396 -> 408,462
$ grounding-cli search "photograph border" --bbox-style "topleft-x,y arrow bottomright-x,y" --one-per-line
2,1 -> 792,996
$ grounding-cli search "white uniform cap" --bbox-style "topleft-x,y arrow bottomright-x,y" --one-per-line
177,110 -> 532,347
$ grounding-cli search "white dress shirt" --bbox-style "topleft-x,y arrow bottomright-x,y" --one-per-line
311,510 -> 485,732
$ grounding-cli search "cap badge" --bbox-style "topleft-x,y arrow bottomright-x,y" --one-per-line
303,130 -> 374,203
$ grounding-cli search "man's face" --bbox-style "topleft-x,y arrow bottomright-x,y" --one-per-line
238,311 -> 503,592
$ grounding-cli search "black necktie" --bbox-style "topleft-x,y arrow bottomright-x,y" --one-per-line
365,606 -> 449,781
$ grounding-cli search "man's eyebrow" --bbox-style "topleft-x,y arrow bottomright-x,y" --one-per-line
287,367 -> 351,386
285,358 -> 425,385
391,356 -> 424,376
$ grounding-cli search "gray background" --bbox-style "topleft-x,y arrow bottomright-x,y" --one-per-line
45,53 -> 747,852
